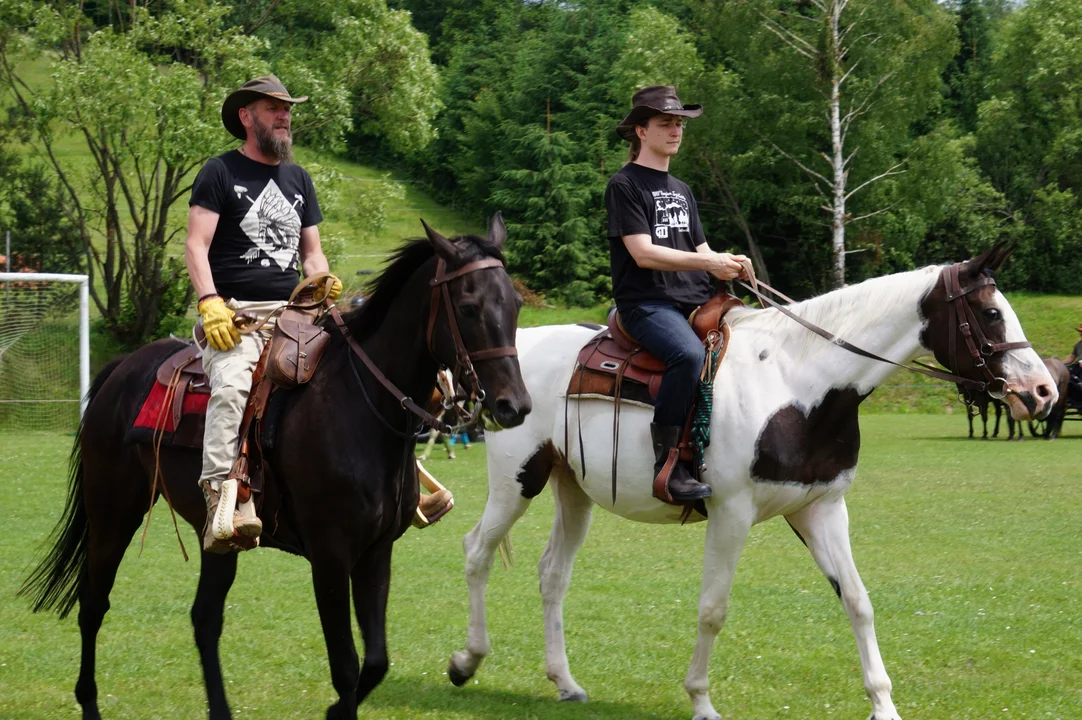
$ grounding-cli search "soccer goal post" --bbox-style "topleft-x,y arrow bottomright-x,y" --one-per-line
0,273 -> 90,431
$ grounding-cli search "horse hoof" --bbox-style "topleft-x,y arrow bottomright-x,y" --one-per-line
558,689 -> 588,702
692,714 -> 722,720
448,662 -> 472,687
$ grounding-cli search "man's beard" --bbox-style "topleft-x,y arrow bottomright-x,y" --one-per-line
253,116 -> 294,164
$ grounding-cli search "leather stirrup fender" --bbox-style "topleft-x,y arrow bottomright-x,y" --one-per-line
652,448 -> 679,503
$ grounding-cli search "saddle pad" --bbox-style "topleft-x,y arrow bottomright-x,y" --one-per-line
129,379 -> 209,448
567,364 -> 656,406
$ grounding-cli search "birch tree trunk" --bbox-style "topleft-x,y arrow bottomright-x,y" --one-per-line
829,0 -> 847,288
761,0 -> 906,290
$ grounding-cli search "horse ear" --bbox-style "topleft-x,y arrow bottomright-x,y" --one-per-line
964,241 -> 1013,278
420,218 -> 460,262
488,211 -> 507,248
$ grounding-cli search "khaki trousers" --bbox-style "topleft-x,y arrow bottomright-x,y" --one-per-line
198,299 -> 285,490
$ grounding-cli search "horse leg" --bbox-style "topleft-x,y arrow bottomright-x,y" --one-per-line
992,399 -> 1002,438
448,471 -> 533,685
979,398 -> 989,439
191,551 -> 239,720
419,430 -> 436,461
786,498 -> 901,720
311,554 -> 360,719
74,467 -> 147,719
350,547 -> 392,704
684,503 -> 754,720
539,468 -> 593,702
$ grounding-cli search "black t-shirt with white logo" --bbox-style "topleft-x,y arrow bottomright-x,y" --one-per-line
189,151 -> 322,301
605,162 -> 713,309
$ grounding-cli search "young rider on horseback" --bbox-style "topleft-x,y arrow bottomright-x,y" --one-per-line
605,85 -> 748,502
185,76 -> 340,553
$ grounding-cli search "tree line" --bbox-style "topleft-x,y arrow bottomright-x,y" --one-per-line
1,0 -> 1080,345
394,0 -> 1082,303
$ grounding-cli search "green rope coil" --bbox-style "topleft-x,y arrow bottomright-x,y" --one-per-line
689,342 -> 722,471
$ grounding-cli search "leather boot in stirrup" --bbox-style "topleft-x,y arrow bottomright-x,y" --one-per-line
201,481 -> 261,553
650,423 -> 712,502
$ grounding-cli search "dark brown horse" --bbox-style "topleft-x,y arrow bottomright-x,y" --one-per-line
20,216 -> 531,720
1030,357 -> 1070,439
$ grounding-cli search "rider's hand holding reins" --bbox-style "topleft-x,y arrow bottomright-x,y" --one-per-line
198,296 -> 241,351
708,252 -> 748,282
320,275 -> 343,303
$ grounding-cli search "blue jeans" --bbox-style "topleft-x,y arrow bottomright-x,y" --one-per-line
619,303 -> 705,426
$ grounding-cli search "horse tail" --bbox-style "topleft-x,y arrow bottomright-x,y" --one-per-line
496,532 -> 515,569
19,355 -> 128,619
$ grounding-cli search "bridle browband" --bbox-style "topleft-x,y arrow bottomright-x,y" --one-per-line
735,260 -> 1030,400
330,254 -> 517,436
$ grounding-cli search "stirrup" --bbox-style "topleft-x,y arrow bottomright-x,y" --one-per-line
413,459 -> 455,529
413,488 -> 455,529
212,479 -> 239,540
212,479 -> 263,541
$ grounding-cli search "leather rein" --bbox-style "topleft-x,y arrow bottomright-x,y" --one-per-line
735,260 -> 1029,400
330,256 -> 517,436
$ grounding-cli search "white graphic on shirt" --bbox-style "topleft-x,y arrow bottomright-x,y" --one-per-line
651,190 -> 690,240
238,179 -> 302,271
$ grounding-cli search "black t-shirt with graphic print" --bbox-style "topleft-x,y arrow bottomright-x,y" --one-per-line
189,150 -> 322,301
605,162 -> 713,309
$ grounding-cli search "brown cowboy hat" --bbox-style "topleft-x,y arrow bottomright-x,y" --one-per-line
221,75 -> 308,141
616,85 -> 703,141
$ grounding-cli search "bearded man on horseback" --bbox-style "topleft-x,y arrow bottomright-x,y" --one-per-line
185,76 -> 340,553
605,85 -> 747,502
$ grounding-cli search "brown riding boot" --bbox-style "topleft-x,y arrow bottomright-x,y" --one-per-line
650,423 -> 711,503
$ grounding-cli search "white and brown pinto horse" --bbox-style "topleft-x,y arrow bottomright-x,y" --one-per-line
448,246 -> 1057,720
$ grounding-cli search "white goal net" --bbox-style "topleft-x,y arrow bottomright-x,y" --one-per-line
0,273 -> 90,431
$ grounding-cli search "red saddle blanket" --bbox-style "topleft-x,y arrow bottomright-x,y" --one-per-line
128,344 -> 210,448
133,380 -> 209,433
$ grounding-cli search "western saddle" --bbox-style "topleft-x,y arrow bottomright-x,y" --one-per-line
567,292 -> 744,506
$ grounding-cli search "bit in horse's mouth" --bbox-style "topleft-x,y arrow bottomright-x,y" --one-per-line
481,409 -> 505,432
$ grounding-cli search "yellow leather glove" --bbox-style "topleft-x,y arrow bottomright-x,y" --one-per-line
198,296 -> 241,351
321,275 -> 343,303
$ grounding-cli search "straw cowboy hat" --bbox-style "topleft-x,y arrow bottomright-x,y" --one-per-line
221,75 -> 308,141
616,85 -> 703,141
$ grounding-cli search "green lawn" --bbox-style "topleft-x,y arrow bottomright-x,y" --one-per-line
1,415 -> 1079,719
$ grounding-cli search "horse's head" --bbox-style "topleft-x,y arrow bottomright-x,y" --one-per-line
921,243 -> 1057,421
421,213 -> 532,429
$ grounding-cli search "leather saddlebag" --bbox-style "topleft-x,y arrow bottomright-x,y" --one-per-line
265,308 -> 330,388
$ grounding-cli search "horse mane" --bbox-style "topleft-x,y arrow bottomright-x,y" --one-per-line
343,234 -> 505,339
727,265 -> 942,364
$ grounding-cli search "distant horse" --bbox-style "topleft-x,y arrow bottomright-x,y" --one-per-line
956,385 -> 1022,439
958,384 -> 1002,438
448,246 -> 1055,720
421,367 -> 473,460
21,216 -> 531,720
1028,357 -> 1070,439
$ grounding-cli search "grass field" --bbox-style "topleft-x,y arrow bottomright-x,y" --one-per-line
1,415 -> 1079,719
